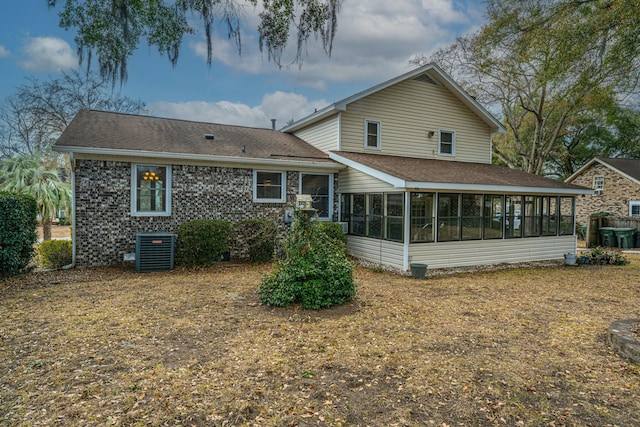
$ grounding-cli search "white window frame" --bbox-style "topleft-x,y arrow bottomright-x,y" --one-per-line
438,130 -> 455,156
364,120 -> 381,150
253,170 -> 286,203
593,176 -> 604,191
299,173 -> 333,220
630,200 -> 640,217
131,164 -> 172,216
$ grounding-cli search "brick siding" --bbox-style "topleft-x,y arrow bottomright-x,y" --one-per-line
571,162 -> 640,225
74,159 -> 338,267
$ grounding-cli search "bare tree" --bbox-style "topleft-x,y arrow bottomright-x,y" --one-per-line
413,0 -> 640,176
0,70 -> 147,158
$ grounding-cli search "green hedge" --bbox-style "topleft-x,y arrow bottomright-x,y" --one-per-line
318,221 -> 348,246
0,192 -> 38,277
177,219 -> 233,267
37,240 -> 72,269
260,210 -> 355,309
237,218 -> 278,263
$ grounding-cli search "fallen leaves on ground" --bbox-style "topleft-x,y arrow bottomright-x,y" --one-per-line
2,257 -> 640,426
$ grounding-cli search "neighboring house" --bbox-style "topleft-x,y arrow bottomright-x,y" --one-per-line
565,157 -> 640,225
54,63 -> 590,271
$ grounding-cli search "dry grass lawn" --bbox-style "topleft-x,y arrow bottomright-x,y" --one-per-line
1,256 -> 640,426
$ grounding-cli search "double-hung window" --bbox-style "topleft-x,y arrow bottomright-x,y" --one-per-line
300,173 -> 332,219
593,176 -> 604,192
131,164 -> 171,216
439,130 -> 455,156
630,201 -> 640,217
365,120 -> 381,150
254,170 -> 286,202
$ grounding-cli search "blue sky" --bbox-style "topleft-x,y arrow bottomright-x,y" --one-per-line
0,0 -> 486,129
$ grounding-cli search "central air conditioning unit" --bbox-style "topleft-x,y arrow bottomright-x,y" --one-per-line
135,232 -> 176,273
338,221 -> 348,234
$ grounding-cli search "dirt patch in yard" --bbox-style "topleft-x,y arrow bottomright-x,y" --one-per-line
2,257 -> 640,426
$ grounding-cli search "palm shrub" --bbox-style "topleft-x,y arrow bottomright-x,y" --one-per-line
0,192 -> 38,277
0,152 -> 71,241
260,209 -> 355,309
177,219 -> 233,267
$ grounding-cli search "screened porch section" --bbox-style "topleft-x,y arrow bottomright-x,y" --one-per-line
340,192 -> 575,244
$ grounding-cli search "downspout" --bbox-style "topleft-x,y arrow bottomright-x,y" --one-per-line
63,153 -> 76,269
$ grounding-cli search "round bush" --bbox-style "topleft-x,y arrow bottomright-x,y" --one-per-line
259,210 -> 355,309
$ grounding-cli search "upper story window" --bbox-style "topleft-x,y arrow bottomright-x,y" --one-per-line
300,173 -> 332,219
131,164 -> 171,216
593,176 -> 604,191
254,170 -> 286,203
365,120 -> 381,150
630,201 -> 640,217
438,130 -> 455,156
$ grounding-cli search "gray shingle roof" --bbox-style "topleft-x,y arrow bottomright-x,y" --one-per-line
332,151 -> 589,193
54,110 -> 334,164
597,157 -> 640,183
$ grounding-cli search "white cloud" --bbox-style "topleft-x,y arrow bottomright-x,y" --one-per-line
0,46 -> 9,58
189,0 -> 480,90
20,37 -> 77,72
149,91 -> 328,128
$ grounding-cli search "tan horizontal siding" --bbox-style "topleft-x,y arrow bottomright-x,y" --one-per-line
293,116 -> 339,153
340,76 -> 492,163
338,168 -> 396,193
407,235 -> 576,269
346,236 -> 405,270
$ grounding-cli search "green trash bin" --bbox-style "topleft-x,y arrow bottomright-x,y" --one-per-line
636,231 -> 640,249
614,228 -> 635,249
410,263 -> 428,279
599,227 -> 616,247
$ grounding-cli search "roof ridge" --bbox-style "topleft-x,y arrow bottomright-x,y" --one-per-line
82,109 -> 277,132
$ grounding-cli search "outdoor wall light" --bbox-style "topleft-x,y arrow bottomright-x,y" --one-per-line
427,131 -> 435,137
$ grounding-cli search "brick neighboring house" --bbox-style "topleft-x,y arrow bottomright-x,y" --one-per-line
54,63 -> 591,270
565,158 -> 640,225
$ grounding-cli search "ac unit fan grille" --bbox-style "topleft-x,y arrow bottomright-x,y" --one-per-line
135,233 -> 176,272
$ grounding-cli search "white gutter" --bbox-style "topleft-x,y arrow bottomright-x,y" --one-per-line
53,146 -> 344,171
403,181 -> 594,195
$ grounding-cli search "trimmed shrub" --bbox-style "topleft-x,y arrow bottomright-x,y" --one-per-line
318,221 -> 348,246
237,218 -> 278,263
37,240 -> 72,269
260,209 -> 355,309
177,219 -> 233,267
0,192 -> 38,278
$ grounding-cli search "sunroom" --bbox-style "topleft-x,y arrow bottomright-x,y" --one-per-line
332,152 -> 592,270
